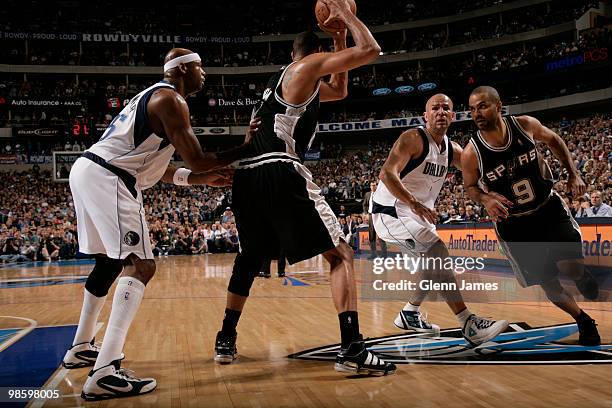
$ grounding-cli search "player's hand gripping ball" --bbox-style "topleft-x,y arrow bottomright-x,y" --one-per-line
315,0 -> 357,33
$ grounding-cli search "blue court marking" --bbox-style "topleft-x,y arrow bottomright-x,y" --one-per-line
0,258 -> 95,270
0,325 -> 76,408
282,277 -> 310,286
0,329 -> 20,346
0,277 -> 87,289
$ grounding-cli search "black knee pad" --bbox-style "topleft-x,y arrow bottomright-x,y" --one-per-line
85,256 -> 123,297
227,253 -> 263,297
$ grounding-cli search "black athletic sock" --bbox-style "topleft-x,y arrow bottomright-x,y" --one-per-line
338,311 -> 360,348
221,308 -> 242,335
575,309 -> 590,323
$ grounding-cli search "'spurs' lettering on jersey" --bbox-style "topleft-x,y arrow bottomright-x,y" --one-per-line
470,116 -> 554,216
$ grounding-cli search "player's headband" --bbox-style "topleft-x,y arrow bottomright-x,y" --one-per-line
163,53 -> 201,72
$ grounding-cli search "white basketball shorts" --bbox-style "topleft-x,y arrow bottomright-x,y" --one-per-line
69,157 -> 153,260
372,204 -> 440,255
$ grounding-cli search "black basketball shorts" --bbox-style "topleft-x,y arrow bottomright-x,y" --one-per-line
494,193 -> 583,287
232,160 -> 342,265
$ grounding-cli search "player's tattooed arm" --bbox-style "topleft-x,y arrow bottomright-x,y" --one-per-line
461,142 -> 513,222
516,115 -> 586,196
379,129 -> 437,224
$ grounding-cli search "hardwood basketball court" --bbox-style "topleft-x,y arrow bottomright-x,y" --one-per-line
1,254 -> 610,407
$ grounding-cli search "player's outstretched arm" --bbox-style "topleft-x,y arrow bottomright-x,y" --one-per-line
319,29 -> 348,102
378,130 -> 437,224
516,115 -> 586,196
161,166 -> 234,187
149,90 -> 258,173
305,0 -> 380,78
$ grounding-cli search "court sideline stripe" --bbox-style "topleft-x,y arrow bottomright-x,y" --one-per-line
0,316 -> 37,353
27,322 -> 104,408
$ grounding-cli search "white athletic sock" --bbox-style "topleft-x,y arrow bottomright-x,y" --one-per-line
456,308 -> 472,327
94,277 -> 145,370
73,289 -> 106,345
402,302 -> 420,312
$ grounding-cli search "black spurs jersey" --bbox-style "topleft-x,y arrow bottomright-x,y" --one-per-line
470,116 -> 554,216
246,62 -> 320,163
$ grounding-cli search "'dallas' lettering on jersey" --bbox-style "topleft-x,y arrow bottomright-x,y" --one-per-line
485,148 -> 537,181
423,162 -> 447,177
373,127 -> 451,211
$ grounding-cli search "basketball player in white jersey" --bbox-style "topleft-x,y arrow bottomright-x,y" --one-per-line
372,94 -> 509,346
63,48 -> 256,401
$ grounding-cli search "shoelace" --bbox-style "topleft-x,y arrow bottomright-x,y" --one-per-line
218,338 -> 234,348
92,342 -> 102,352
470,315 -> 494,330
405,310 -> 432,329
117,368 -> 137,381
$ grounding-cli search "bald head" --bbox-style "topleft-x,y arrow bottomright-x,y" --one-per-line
470,86 -> 501,104
423,93 -> 454,135
426,94 -> 453,111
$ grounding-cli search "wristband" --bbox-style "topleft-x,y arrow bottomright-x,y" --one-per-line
173,168 -> 192,186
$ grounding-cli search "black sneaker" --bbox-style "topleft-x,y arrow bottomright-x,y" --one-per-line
258,271 -> 271,278
577,311 -> 601,346
278,271 -> 286,278
214,331 -> 238,364
81,359 -> 156,401
335,339 -> 396,376
575,271 -> 599,300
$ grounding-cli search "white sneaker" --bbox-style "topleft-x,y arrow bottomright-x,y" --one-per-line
394,310 -> 440,334
81,360 -> 156,401
462,314 -> 508,346
62,339 -> 124,369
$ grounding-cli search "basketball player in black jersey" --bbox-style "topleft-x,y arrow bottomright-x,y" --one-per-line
214,0 -> 395,375
462,86 -> 600,345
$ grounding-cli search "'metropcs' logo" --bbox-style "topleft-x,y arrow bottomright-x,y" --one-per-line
290,322 -> 612,364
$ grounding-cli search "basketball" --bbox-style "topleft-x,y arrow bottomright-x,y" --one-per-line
315,0 -> 357,33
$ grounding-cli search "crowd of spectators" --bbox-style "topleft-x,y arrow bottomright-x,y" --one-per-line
2,0 -> 599,38
1,113 -> 608,262
2,25 -> 608,128
0,168 -> 234,262
1,1 -> 599,67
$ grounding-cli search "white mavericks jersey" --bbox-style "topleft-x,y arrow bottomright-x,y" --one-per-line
88,81 -> 177,190
372,127 -> 452,212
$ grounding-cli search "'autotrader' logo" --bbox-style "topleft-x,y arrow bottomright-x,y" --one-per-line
289,322 -> 612,364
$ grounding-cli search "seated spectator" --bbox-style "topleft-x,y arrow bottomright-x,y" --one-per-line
585,190 -> 612,217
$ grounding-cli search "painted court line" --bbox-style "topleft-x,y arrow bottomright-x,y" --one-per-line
28,322 -> 104,408
0,316 -> 37,353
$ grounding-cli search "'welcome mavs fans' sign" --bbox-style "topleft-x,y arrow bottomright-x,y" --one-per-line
290,322 -> 612,364
317,107 -> 510,133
